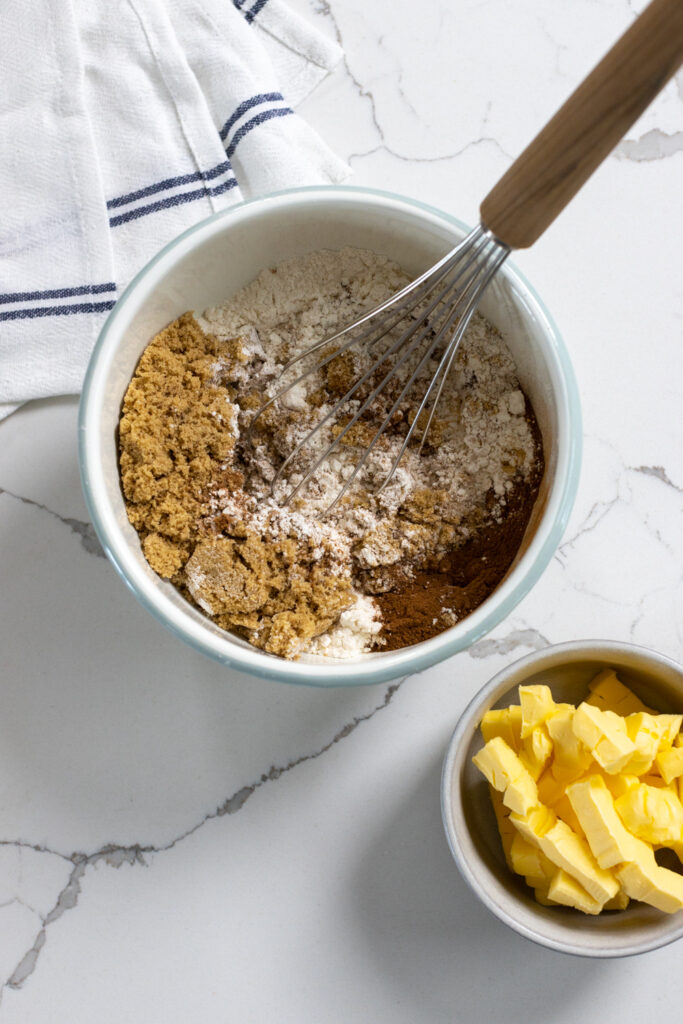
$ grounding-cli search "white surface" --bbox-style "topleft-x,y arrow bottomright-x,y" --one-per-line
0,0 -> 681,1019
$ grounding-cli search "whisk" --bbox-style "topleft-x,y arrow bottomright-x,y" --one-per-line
248,0 -> 683,513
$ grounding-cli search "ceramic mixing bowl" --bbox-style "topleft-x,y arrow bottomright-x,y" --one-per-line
79,186 -> 581,685
441,640 -> 683,956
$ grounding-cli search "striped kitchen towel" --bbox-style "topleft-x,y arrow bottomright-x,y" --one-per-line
0,0 -> 348,419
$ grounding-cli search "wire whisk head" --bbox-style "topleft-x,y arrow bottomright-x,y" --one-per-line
246,225 -> 509,515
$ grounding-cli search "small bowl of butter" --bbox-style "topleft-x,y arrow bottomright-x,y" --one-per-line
441,640 -> 683,956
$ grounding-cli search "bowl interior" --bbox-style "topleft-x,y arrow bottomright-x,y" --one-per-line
443,643 -> 683,956
80,188 -> 579,683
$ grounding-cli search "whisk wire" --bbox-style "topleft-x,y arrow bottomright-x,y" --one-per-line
269,275 -> 457,495
414,246 -> 510,459
323,240 -> 505,514
280,225 -> 484,373
375,243 -> 510,494
246,227 -> 487,444
246,224 -> 509,513
275,235 -> 501,506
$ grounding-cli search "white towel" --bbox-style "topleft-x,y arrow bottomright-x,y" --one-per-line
0,0 -> 348,419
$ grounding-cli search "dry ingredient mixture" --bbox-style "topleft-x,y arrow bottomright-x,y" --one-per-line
119,248 -> 544,660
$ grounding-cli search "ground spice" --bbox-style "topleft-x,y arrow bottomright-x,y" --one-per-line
370,435 -> 543,649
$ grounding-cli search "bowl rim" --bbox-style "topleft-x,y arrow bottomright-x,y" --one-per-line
440,638 -> 683,957
78,184 -> 582,686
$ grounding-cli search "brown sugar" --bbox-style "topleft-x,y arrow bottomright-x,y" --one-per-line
119,312 -> 354,658
118,312 -> 237,578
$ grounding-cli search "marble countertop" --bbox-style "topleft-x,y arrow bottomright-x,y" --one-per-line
0,0 -> 681,1020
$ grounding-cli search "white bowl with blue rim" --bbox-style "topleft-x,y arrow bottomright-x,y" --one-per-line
79,186 -> 581,686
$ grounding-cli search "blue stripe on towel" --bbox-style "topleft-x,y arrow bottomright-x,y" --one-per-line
0,300 -> 116,322
219,93 -> 283,142
245,0 -> 270,24
107,161 -> 234,210
0,282 -> 116,306
225,106 -> 294,159
109,177 -> 238,228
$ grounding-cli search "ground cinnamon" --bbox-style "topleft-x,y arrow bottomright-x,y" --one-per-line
371,419 -> 543,650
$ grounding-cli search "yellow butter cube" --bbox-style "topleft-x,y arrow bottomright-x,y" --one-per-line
481,705 -> 523,751
509,804 -> 555,843
586,669 -> 654,715
599,770 -> 639,800
572,703 -> 636,774
615,783 -> 683,845
566,775 -> 642,868
617,849 -> 683,913
519,725 -> 554,781
537,769 -> 565,807
547,869 -> 604,915
656,715 -> 683,748
472,737 -> 523,792
504,775 -> 541,816
534,887 -> 557,906
472,737 -> 539,815
655,748 -> 683,785
510,832 -> 555,884
519,685 -> 556,739
510,807 -> 619,904
603,890 -> 630,911
623,713 -> 667,775
546,706 -> 593,782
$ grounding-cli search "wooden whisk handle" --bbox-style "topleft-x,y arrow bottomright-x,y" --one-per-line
480,0 -> 683,250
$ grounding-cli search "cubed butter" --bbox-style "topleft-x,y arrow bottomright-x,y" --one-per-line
603,890 -> 631,911
656,715 -> 683,748
519,685 -> 556,739
655,748 -> 683,785
572,703 -> 636,774
537,769 -> 566,807
471,737 -> 539,815
566,774 -> 642,868
614,783 -> 683,845
509,807 -> 619,904
475,673 -> 683,917
546,706 -> 593,782
519,725 -> 554,781
617,848 -> 683,914
547,869 -> 604,915
480,705 -> 523,751
586,669 -> 654,715
510,832 -> 555,885
599,770 -> 639,800
623,713 -> 667,775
